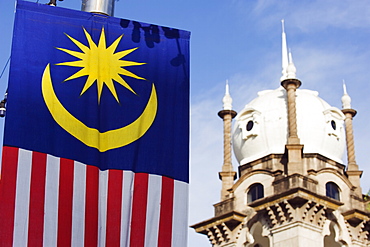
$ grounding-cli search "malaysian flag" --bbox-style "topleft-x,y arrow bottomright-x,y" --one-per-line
0,1 -> 190,247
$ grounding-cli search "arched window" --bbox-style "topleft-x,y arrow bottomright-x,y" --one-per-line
247,183 -> 264,203
326,182 -> 340,200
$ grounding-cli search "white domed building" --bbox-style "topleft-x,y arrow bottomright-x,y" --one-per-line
233,87 -> 346,166
191,24 -> 370,247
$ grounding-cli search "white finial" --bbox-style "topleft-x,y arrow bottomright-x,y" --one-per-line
343,80 -> 348,95
223,80 -> 233,110
286,50 -> 297,79
281,19 -> 289,81
341,80 -> 352,109
288,49 -> 293,63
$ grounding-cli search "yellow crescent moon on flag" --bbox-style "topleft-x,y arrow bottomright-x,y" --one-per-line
41,64 -> 157,152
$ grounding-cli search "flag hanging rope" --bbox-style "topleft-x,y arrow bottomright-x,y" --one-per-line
0,56 -> 10,80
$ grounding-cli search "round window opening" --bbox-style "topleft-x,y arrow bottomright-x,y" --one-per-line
331,120 -> 336,130
246,120 -> 254,131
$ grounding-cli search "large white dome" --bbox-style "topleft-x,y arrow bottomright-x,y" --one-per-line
232,86 -> 345,165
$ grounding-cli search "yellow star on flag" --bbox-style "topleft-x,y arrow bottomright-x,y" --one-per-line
56,27 -> 146,103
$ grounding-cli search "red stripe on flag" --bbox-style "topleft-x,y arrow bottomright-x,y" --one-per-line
28,151 -> 47,247
130,173 -> 149,247
85,165 -> 99,247
0,146 -> 19,247
158,176 -> 174,246
106,169 -> 123,247
57,158 -> 74,247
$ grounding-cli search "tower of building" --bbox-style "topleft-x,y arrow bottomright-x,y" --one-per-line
218,80 -> 237,200
191,22 -> 370,247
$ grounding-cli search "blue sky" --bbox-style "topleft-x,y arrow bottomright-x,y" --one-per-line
1,0 -> 370,246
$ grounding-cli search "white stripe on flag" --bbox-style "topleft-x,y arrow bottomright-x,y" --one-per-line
43,154 -> 60,247
98,169 -> 109,247
145,174 -> 162,247
13,149 -> 32,247
121,171 -> 134,247
71,161 -> 86,247
172,180 -> 189,247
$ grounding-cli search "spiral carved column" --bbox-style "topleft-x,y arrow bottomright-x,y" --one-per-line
281,79 -> 304,175
343,110 -> 357,167
342,108 -> 363,196
218,110 -> 237,200
222,114 -> 233,166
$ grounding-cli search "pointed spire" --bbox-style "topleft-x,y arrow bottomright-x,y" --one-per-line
281,19 -> 289,81
225,80 -> 230,95
288,49 -> 293,63
222,80 -> 233,110
286,49 -> 297,79
341,80 -> 352,109
343,80 -> 348,94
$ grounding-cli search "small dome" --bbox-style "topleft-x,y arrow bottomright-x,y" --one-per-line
232,87 -> 345,165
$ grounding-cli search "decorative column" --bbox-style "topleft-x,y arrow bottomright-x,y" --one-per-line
281,52 -> 304,175
341,83 -> 362,196
218,81 -> 237,200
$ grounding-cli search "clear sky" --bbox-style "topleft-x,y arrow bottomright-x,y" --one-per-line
1,0 -> 370,246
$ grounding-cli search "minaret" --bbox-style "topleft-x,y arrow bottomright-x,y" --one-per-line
218,80 -> 237,200
341,82 -> 363,196
280,21 -> 304,175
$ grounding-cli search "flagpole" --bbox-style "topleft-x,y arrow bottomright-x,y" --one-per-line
81,0 -> 115,16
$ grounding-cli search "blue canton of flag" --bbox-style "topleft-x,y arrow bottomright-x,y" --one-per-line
0,1 -> 190,247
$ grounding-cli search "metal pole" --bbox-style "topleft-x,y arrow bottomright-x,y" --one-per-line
81,0 -> 115,16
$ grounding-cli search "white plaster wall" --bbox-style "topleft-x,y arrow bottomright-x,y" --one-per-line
272,222 -> 324,247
